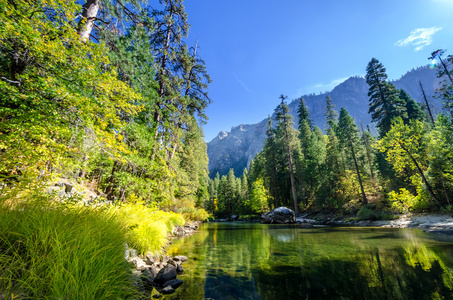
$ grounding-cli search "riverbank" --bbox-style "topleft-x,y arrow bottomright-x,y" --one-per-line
215,211 -> 453,234
299,213 -> 453,233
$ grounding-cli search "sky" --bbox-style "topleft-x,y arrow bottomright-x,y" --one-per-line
182,0 -> 453,141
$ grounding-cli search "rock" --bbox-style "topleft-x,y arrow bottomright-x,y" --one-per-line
131,270 -> 145,293
176,263 -> 184,274
152,294 -> 162,299
129,256 -> 149,271
172,255 -> 188,263
141,267 -> 157,290
154,264 -> 177,285
163,279 -> 183,290
145,252 -> 156,265
261,207 -> 296,224
129,249 -> 138,259
167,259 -> 177,267
227,215 -> 239,221
162,286 -> 175,294
64,182 -> 73,193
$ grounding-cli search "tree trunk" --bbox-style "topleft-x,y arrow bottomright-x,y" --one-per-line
77,0 -> 100,42
399,142 -> 441,208
105,160 -> 119,200
439,56 -> 453,84
349,136 -> 368,204
419,81 -> 435,125
287,150 -> 299,213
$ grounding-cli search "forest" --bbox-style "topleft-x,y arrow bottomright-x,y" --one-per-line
1,0 -> 453,297
208,55 -> 453,219
0,0 -> 212,297
0,0 -> 211,212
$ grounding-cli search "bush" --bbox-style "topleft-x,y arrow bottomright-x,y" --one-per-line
111,202 -> 185,255
388,188 -> 417,213
388,187 -> 435,212
357,205 -> 395,221
178,206 -> 210,221
0,197 -> 138,299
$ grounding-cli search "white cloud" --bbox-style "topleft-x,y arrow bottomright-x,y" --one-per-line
395,27 -> 442,52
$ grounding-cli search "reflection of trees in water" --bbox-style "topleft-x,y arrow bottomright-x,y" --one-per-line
253,243 -> 453,299
167,225 -> 453,300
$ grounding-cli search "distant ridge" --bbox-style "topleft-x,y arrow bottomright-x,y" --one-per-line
207,65 -> 440,178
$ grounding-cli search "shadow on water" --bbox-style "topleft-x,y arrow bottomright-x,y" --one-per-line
167,223 -> 453,300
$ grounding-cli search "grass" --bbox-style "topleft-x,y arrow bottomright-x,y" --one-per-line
0,197 -> 138,299
0,189 -> 191,299
112,202 -> 186,255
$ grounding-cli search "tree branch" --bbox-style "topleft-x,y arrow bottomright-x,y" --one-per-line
0,76 -> 21,86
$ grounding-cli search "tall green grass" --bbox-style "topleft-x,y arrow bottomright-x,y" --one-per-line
0,197 -> 138,299
111,202 -> 185,255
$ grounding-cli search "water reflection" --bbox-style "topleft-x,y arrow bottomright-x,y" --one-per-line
167,223 -> 453,300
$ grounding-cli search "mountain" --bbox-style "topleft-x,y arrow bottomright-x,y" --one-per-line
207,65 -> 441,178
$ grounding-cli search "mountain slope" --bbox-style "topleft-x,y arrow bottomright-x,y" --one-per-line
207,65 -> 440,177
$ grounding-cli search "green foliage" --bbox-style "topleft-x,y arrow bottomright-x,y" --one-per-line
357,205 -> 394,221
366,58 -> 407,136
0,0 -> 141,180
0,197 -> 137,299
249,178 -> 270,214
388,188 -> 417,213
178,206 -> 210,222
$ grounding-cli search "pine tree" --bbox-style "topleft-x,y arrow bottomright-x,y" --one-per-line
338,108 -> 368,204
263,115 -> 279,207
297,97 -> 313,130
275,95 -> 300,213
399,89 -> 424,122
429,49 -> 453,113
325,95 -> 338,129
366,58 -> 407,136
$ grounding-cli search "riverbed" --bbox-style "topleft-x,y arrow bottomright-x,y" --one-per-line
166,223 -> 453,300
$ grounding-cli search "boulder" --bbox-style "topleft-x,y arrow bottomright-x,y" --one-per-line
176,264 -> 184,274
129,256 -> 150,271
172,255 -> 188,263
154,264 -> 177,285
161,286 -> 175,294
163,279 -> 183,290
141,268 -> 156,291
261,207 -> 296,224
227,215 -> 239,221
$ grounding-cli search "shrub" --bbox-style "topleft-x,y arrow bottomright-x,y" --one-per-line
178,206 -> 210,221
357,204 -> 395,221
388,188 -> 417,213
111,202 -> 185,255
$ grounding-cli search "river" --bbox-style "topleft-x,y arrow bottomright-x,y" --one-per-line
166,222 -> 453,299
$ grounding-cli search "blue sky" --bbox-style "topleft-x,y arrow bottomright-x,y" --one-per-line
183,0 -> 453,141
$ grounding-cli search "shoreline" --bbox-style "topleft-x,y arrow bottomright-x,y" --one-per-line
304,213 -> 453,231
215,213 -> 453,234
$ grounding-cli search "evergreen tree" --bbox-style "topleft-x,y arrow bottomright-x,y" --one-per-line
275,95 -> 300,213
366,58 -> 407,136
429,49 -> 453,113
338,108 -> 368,204
399,89 -> 424,122
297,97 -> 313,130
263,115 -> 279,207
325,95 -> 338,129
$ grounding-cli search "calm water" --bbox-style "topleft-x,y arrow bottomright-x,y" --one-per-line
166,223 -> 453,300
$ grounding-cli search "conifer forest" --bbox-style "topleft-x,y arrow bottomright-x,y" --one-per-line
2,0 -> 453,298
